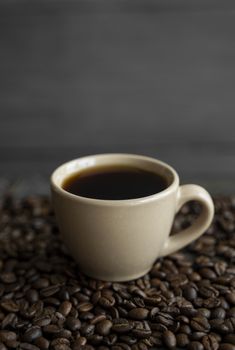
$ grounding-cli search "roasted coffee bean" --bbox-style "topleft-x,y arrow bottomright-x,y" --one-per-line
133,342 -> 149,350
203,297 -> 221,309
212,333 -> 222,342
178,324 -> 191,334
103,334 -> 117,346
219,344 -> 235,350
0,331 -> 17,343
149,307 -> 160,319
31,278 -> 48,291
0,300 -> 19,312
191,316 -> 211,332
110,307 -> 120,319
128,286 -> 146,298
191,332 -> 207,340
0,343 -> 7,350
176,333 -> 189,347
77,302 -> 93,312
90,314 -> 106,325
74,292 -> 89,303
224,318 -> 235,332
112,319 -> 133,333
91,291 -> 101,304
197,308 -> 211,319
128,308 -> 149,320
40,284 -> 61,297
150,322 -> 167,332
162,305 -> 180,317
227,308 -> 235,318
3,339 -> 19,348
80,324 -> 95,336
144,297 -> 161,306
117,306 -> 128,318
50,338 -> 70,346
152,312 -> 174,327
183,286 -> 198,301
34,337 -> 50,349
142,335 -> 161,347
26,289 -> 39,303
187,341 -> 204,350
177,314 -> 190,324
74,336 -> 87,347
57,288 -> 69,301
211,307 -> 226,319
23,327 -> 42,342
180,306 -> 197,317
33,316 -> 51,327
99,295 -> 115,308
1,312 -> 17,329
122,300 -> 136,310
43,297 -> 60,306
88,334 -> 103,345
210,319 -> 230,334
226,293 -> 235,305
96,320 -> 113,336
199,285 -> 219,298
202,334 -> 219,350
0,273 -> 16,284
162,330 -> 176,348
189,272 -> 201,282
79,311 -> 94,321
132,297 -> 145,308
55,329 -> 72,339
224,335 -> 235,345
43,324 -> 61,334
69,306 -> 78,317
131,328 -> 151,338
193,299 -> 204,308
65,317 -> 81,331
58,301 -> 72,316
221,297 -> 231,310
93,306 -> 106,316
119,335 -> 137,345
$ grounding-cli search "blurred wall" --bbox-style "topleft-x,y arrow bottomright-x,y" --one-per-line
1,0 -> 235,193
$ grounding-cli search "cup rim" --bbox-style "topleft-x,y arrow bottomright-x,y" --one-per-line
50,153 -> 179,206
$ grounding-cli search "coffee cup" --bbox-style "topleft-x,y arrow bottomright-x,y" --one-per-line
51,153 -> 214,281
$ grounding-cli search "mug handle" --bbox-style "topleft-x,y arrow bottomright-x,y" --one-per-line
160,184 -> 214,257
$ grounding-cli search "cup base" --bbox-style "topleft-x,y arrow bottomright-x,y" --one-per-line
83,268 -> 151,282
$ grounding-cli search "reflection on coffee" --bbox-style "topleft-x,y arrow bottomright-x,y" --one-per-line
62,165 -> 168,200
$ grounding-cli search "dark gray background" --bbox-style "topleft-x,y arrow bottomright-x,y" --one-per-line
1,0 -> 235,195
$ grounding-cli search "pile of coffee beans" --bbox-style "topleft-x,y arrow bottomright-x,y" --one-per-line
0,195 -> 235,350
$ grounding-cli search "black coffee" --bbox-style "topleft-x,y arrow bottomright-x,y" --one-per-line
62,165 -> 168,200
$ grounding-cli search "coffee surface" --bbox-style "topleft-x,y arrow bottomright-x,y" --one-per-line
62,165 -> 167,200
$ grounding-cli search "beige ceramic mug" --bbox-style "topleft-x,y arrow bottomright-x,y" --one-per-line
51,153 -> 214,282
